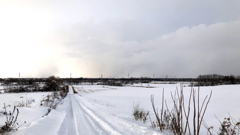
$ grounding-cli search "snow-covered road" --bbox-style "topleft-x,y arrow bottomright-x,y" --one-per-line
58,86 -> 122,135
57,86 -> 161,135
12,85 -> 162,135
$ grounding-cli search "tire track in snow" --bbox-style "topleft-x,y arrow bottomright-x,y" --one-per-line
71,95 -> 106,134
75,96 -> 162,135
58,93 -> 77,135
71,86 -> 162,135
59,86 -> 121,135
73,95 -> 121,135
69,95 -> 78,135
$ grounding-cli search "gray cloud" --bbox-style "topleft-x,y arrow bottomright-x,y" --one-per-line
59,20 -> 240,78
51,0 -> 240,36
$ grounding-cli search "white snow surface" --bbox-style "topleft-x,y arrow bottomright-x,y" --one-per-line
0,83 -> 240,135
0,92 -> 52,129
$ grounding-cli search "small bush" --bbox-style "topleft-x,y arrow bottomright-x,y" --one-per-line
150,85 -> 212,135
43,76 -> 62,91
14,98 -> 34,108
0,104 -> 19,134
15,101 -> 30,107
132,103 -> 149,123
60,85 -> 69,98
40,89 -> 68,110
218,117 -> 240,135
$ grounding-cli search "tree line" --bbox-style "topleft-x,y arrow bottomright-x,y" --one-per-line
0,74 -> 239,92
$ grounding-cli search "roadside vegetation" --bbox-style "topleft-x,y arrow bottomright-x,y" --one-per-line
0,104 -> 20,134
132,85 -> 240,135
0,76 -> 69,134
150,85 -> 212,135
1,76 -> 67,93
132,103 -> 149,123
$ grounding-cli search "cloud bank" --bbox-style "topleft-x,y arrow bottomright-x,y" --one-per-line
59,21 -> 240,78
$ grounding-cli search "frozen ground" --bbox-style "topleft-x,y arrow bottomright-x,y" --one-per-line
0,92 -> 52,129
0,83 -> 240,134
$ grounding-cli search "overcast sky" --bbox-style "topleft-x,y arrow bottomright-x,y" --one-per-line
0,0 -> 240,78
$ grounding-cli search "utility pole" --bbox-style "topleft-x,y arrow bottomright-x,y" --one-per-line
101,74 -> 103,85
18,72 -> 20,92
70,73 -> 72,85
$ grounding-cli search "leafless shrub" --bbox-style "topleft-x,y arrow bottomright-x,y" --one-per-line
60,89 -> 68,98
195,111 -> 240,135
202,120 -> 215,135
214,115 -> 240,135
14,101 -> 29,107
40,92 -> 60,108
150,89 -> 165,131
40,86 -> 69,115
151,85 -> 212,135
132,103 -> 149,123
40,94 -> 53,107
0,104 -> 19,134
14,99 -> 34,107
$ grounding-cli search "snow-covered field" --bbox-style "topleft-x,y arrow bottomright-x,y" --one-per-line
0,83 -> 240,135
0,92 -> 52,133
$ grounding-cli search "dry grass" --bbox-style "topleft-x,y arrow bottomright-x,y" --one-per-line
0,104 -> 19,134
150,85 -> 212,135
132,103 -> 149,123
